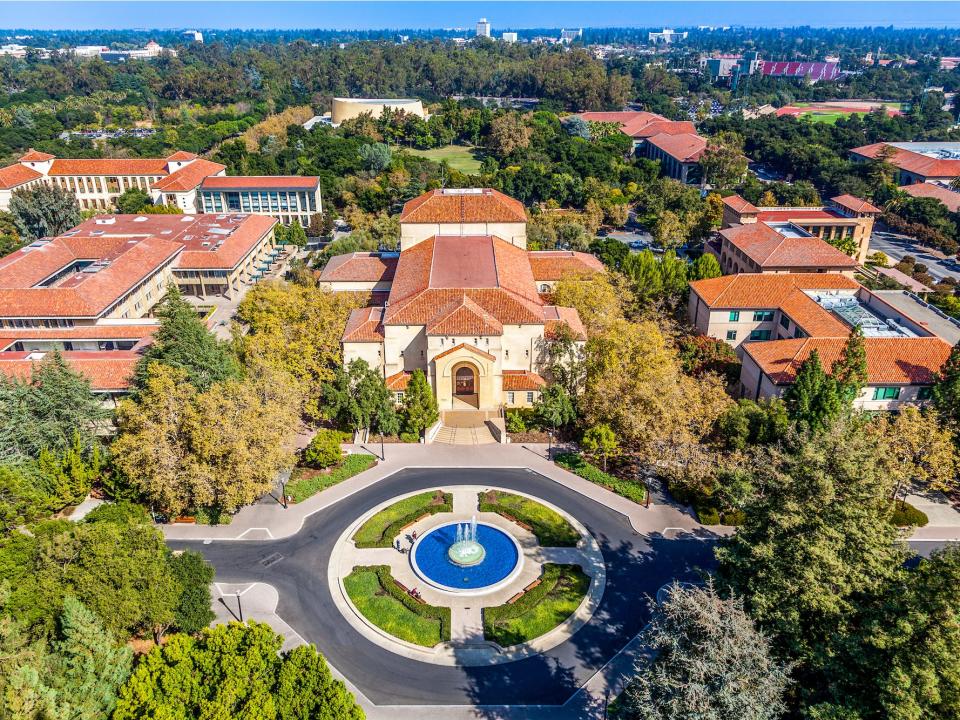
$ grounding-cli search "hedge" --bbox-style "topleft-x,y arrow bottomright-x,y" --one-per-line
667,481 -> 745,527
554,452 -> 648,504
286,453 -> 376,503
889,500 -> 929,528
478,490 -> 579,547
353,490 -> 453,548
483,564 -> 589,647
344,565 -> 450,646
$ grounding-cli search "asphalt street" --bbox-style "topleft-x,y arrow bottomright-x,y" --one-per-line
171,467 -> 718,707
869,229 -> 960,283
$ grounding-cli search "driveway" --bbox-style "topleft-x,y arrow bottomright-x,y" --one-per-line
170,467 -> 719,708
870,229 -> 960,283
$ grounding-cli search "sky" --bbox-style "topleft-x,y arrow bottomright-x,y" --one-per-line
2,1 -> 960,32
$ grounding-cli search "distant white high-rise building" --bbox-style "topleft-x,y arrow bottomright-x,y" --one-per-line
476,18 -> 491,38
648,28 -> 688,44
501,32 -> 518,43
181,30 -> 204,43
559,28 -> 582,44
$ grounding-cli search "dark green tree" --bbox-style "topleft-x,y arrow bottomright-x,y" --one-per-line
401,369 -> 439,437
115,188 -> 152,214
321,358 -> 398,437
168,550 -> 215,635
533,384 -> 576,434
285,219 -> 308,248
932,340 -> 960,426
8,183 -> 81,240
783,350 -> 843,433
690,252 -> 722,280
831,326 -> 868,405
133,285 -> 241,392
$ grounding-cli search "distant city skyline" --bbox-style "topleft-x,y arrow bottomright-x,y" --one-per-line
2,1 -> 960,32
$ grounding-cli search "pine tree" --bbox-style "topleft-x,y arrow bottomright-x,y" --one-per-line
690,252 -> 721,281
8,184 -> 81,240
831,326 -> 868,405
402,369 -> 439,436
933,340 -> 960,425
784,350 -> 842,433
133,285 -> 241,392
286,219 -> 307,248
51,597 -> 133,720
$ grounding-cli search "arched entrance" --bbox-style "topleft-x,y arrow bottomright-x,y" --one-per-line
452,363 -> 479,408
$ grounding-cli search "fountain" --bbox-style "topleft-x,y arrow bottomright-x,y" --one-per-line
447,515 -> 486,566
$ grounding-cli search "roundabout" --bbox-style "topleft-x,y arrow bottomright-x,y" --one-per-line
170,466 -> 718,707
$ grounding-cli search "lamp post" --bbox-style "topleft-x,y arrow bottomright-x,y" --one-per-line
547,430 -> 553,459
380,431 -> 385,461
236,591 -> 243,622
281,478 -> 287,509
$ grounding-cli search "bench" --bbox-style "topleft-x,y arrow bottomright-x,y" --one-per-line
506,592 -> 525,605
523,578 -> 542,593
392,578 -> 427,604
399,512 -> 431,533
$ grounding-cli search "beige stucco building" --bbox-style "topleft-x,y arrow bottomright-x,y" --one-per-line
319,188 -> 602,414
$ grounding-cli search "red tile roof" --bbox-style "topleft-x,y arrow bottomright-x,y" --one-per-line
48,158 -> 170,176
399,189 -> 526,224
743,337 -> 952,385
831,194 -> 882,214
0,163 -> 42,189
0,324 -> 157,351
502,370 -> 546,391
200,175 -> 321,190
543,305 -> 587,340
19,149 -> 55,162
722,194 -> 758,214
0,350 -> 138,391
432,342 -> 496,363
690,273 -> 860,307
720,222 -> 857,270
755,209 -> 841,222
575,111 -> 695,140
850,143 -> 960,180
646,132 -> 707,162
151,159 -> 225,192
527,250 -> 604,280
426,295 -> 504,336
901,183 -> 960,213
318,253 -> 397,283
165,151 -> 198,162
385,371 -> 411,391
342,306 -> 384,342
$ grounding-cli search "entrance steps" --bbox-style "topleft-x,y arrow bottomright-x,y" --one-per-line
433,423 -> 498,445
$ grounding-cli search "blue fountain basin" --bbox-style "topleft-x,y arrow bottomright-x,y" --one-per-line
412,523 -> 520,592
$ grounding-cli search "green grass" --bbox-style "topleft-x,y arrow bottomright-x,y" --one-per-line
407,144 -> 484,174
483,564 -> 590,647
343,566 -> 450,647
286,453 -> 376,503
352,490 -> 452,548
478,490 -> 579,547
554,452 -> 648,505
803,112 -> 845,124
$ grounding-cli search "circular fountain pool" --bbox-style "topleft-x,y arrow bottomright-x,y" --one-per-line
411,523 -> 523,594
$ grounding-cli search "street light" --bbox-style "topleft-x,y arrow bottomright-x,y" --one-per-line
547,430 -> 553,459
236,591 -> 243,623
380,431 -> 385,461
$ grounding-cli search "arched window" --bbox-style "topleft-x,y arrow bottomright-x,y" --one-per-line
455,366 -> 475,395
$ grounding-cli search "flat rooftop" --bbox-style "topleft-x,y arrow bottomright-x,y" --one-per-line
808,290 -> 917,338
763,221 -> 814,238
872,290 -> 960,345
889,141 -> 960,160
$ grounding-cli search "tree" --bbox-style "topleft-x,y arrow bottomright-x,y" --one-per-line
402,369 -> 439,437
168,550 -> 216,635
872,405 -> 957,500
716,398 -> 789,452
581,423 -> 618,471
831,326 -> 868,404
303,428 -> 344,469
116,188 -> 152,214
113,622 -> 363,720
565,116 -> 591,139
487,113 -> 532,158
321,359 -> 398,438
285,219 -> 308,248
932,340 -> 960,426
133,285 -> 241,393
533,384 -> 576,433
690,252 -> 721,280
0,350 -> 108,462
699,131 -> 748,189
550,273 -> 625,336
358,142 -> 392,172
783,350 -> 843,433
716,419 -> 905,660
113,364 -> 297,516
651,209 -> 686,249
9,184 -> 81,240
618,582 -> 790,720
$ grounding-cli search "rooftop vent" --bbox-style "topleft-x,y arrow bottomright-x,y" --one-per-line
26,351 -> 45,361
94,217 -> 116,225
133,216 -> 148,222
89,230 -> 104,236
181,215 -> 194,222
441,188 -> 483,195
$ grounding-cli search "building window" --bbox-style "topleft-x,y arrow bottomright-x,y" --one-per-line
540,284 -> 550,293
873,386 -> 901,401
917,386 -> 933,400
793,328 -> 804,339
395,391 -> 405,404
779,315 -> 790,330
507,391 -> 515,404
526,392 -> 535,404
728,311 -> 740,322
505,350 -> 509,359
753,311 -> 774,322
726,330 -> 737,341
748,329 -> 771,341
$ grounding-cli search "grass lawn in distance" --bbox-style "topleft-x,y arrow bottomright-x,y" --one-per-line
343,566 -> 449,646
352,490 -> 452,548
407,144 -> 484,174
483,564 -> 590,647
803,112 -> 845,124
478,490 -> 580,547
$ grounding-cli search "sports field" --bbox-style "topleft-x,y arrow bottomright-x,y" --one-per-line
776,100 -> 904,123
407,144 -> 484,174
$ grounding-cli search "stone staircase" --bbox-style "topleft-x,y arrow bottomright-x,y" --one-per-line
433,423 -> 498,445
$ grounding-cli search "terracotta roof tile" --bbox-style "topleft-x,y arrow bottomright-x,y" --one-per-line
646,132 -> 707,162
165,151 -> 198,162
432,342 -> 496,362
0,324 -> 157,351
318,253 -> 397,283
543,305 -> 587,340
341,306 -> 384,343
0,163 -> 42,189
720,223 -> 857,269
743,337 -> 952,385
151,159 -> 225,192
200,175 -> 320,190
400,188 -> 526,224
427,295 -> 504,336
689,273 -> 860,307
48,158 -> 170,176
831,194 -> 882,214
0,350 -> 138,390
502,370 -> 547,391
527,250 -> 604,280
722,194 -> 759,214
850,143 -> 960,180
385,371 -> 411,391
19,149 -> 55,162
901,183 -> 960,213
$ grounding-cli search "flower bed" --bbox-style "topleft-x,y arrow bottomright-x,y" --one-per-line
554,452 -> 648,505
344,565 -> 450,646
352,490 -> 452,548
478,490 -> 579,547
286,453 -> 376,503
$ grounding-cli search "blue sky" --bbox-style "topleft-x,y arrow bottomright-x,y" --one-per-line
2,1 -> 960,31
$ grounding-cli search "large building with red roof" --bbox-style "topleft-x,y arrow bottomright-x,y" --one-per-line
687,273 -> 958,410
319,188 -> 602,413
0,150 -> 321,226
849,142 -> 960,185
0,212 -> 280,397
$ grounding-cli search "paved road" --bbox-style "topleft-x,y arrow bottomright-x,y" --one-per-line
171,467 -> 717,707
870,229 -> 960,283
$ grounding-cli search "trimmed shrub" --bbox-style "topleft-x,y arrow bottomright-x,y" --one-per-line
555,452 -> 647,504
399,431 -> 420,443
506,410 -> 527,433
889,500 -> 929,527
478,490 -> 579,547
353,491 -> 453,548
287,453 -> 376,502
372,565 -> 451,641
304,429 -> 347,469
